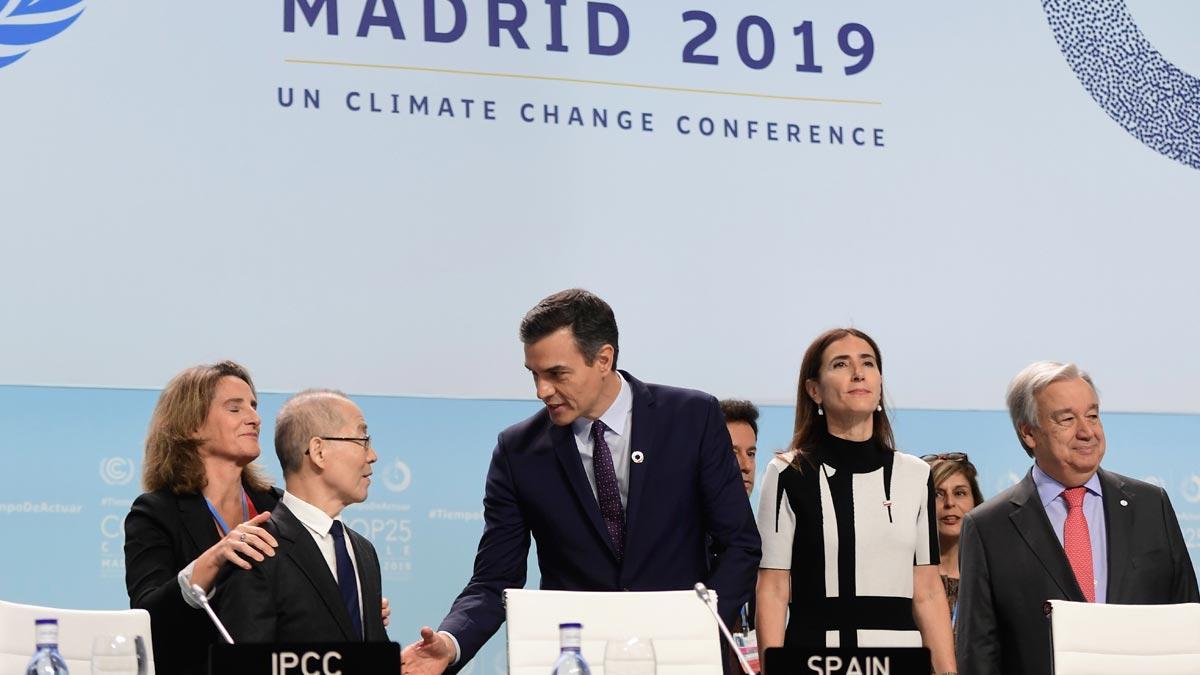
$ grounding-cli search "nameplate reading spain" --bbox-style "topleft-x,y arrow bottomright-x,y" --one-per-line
208,642 -> 401,675
763,646 -> 931,675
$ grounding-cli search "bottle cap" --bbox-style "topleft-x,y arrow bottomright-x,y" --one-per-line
34,618 -> 59,648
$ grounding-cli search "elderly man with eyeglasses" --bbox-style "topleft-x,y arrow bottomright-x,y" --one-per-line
955,362 -> 1199,675
215,389 -> 391,646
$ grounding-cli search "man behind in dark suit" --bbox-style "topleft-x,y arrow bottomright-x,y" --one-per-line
217,389 -> 390,644
720,398 -> 760,673
956,361 -> 1199,675
721,399 -> 760,499
402,289 -> 762,674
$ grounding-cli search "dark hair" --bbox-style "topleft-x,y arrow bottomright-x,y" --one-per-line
720,399 -> 760,437
142,360 -> 270,494
519,289 -> 619,368
926,455 -> 986,508
790,328 -> 895,468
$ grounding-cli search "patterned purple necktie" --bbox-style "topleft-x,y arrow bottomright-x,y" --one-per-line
591,419 -> 625,560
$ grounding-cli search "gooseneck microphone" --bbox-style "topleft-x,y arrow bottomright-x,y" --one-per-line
189,583 -> 236,645
694,583 -> 756,675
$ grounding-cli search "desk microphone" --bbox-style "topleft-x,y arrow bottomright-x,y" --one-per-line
694,583 -> 756,675
189,584 -> 236,645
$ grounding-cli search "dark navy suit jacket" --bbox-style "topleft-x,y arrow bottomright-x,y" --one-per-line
438,371 -> 762,667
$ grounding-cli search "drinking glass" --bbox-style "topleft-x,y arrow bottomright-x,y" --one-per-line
604,637 -> 655,675
91,634 -> 143,675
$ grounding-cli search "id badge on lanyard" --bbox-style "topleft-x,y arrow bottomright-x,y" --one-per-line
733,602 -> 759,673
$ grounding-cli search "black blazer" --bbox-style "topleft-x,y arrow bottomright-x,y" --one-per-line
955,468 -> 1199,675
124,485 -> 281,675
438,371 -> 762,669
214,500 -> 389,643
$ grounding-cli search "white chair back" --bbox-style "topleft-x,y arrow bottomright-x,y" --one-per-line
504,589 -> 722,675
1048,599 -> 1200,674
0,599 -> 155,675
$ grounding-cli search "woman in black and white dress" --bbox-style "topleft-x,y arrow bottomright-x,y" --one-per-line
756,328 -> 956,673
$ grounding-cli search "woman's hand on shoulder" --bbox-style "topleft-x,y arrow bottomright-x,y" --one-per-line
214,511 -> 278,569
191,511 -> 278,593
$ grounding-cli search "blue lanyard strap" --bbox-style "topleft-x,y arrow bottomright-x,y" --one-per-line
204,488 -> 249,536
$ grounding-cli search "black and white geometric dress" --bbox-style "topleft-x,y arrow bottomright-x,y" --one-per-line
757,432 -> 938,648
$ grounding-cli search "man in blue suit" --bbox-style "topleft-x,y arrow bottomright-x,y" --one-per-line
402,289 -> 762,674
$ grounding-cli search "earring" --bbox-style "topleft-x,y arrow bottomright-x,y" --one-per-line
876,404 -> 883,412
817,406 -> 824,416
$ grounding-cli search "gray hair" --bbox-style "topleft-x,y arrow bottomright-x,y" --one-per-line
1005,361 -> 1097,457
274,389 -> 352,475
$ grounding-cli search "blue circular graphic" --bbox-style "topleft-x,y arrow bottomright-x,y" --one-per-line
0,0 -> 85,69
1043,0 -> 1200,169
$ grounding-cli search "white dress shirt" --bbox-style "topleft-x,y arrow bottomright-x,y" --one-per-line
570,371 -> 634,507
281,491 -> 365,626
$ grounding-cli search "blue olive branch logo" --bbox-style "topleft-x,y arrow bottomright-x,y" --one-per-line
0,0 -> 86,69
1044,0 -> 1200,170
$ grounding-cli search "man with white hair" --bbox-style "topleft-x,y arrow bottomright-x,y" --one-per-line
216,389 -> 389,644
955,362 -> 1198,675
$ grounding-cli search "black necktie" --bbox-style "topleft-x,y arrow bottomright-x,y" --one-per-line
328,520 -> 363,640
591,419 -> 625,560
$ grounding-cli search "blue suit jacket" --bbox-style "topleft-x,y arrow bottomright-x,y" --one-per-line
438,371 -> 762,666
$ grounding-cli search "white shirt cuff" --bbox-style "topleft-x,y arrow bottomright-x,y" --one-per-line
440,631 -> 462,665
177,560 -> 214,609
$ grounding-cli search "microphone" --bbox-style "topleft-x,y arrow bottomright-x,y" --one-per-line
694,583 -> 755,675
189,583 -> 236,645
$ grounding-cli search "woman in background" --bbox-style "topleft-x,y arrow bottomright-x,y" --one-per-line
124,361 -> 281,675
756,328 -> 955,674
922,452 -> 985,627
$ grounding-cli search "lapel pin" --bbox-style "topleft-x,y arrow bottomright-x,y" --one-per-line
1120,499 -> 1128,506
631,451 -> 645,464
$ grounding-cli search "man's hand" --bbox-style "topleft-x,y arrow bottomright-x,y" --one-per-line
401,627 -> 456,675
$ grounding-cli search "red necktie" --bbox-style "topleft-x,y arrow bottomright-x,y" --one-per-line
1062,487 -> 1095,602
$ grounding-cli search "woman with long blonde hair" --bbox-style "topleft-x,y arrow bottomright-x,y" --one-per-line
124,361 -> 280,675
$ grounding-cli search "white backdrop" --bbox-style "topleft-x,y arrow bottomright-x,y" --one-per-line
2,1 -> 1199,410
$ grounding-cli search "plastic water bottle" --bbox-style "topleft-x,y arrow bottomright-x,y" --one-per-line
551,622 -> 591,675
26,619 -> 70,675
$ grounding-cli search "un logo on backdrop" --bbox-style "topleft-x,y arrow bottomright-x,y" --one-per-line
100,457 -> 135,486
0,0 -> 86,69
1183,475 -> 1200,504
382,459 -> 412,493
1043,0 -> 1200,169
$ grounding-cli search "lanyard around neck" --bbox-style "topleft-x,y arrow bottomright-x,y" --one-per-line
204,488 -> 249,536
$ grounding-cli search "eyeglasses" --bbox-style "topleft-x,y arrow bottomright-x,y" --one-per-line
316,436 -> 372,450
921,452 -> 969,463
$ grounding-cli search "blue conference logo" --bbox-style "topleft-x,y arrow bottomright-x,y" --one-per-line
1043,0 -> 1200,170
0,0 -> 85,69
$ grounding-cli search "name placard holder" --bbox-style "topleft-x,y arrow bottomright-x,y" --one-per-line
763,646 -> 931,675
208,642 -> 401,675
